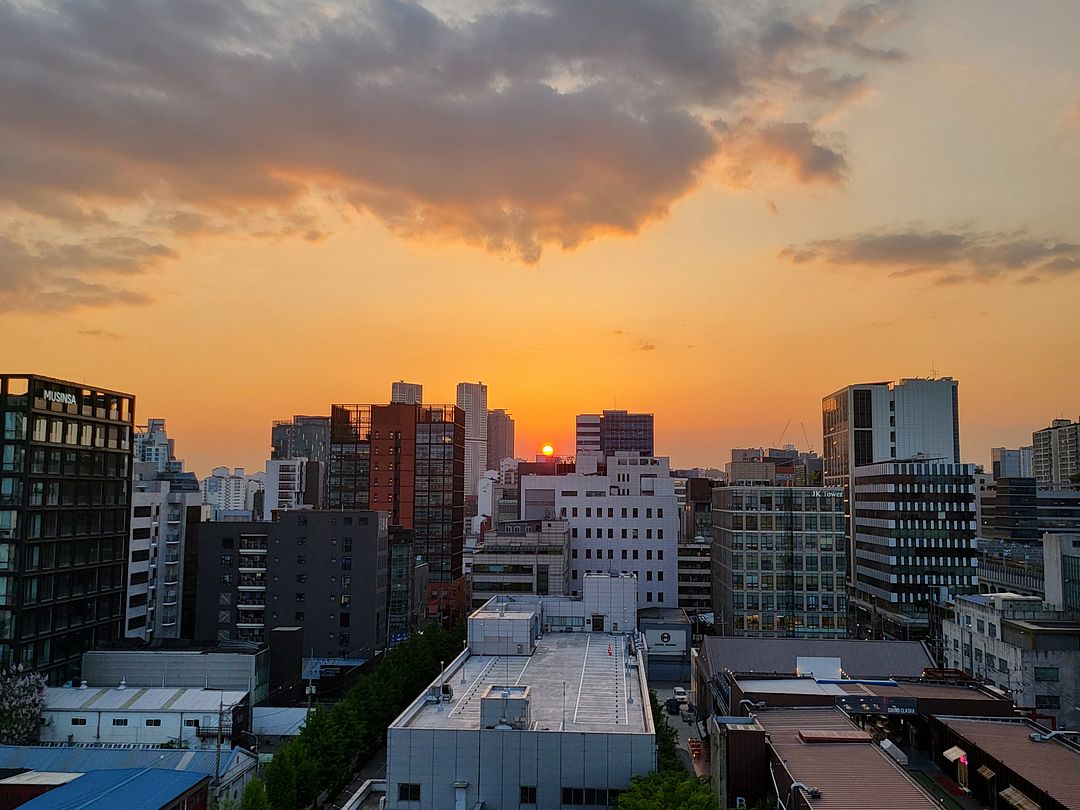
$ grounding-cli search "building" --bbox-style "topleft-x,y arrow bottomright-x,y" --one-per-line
386,527 -> 428,645
11,768 -> 210,810
822,378 -> 961,491
851,460 -> 978,644
992,446 -> 1034,479
194,510 -> 388,659
200,467 -> 263,519
385,575 -> 652,810
1045,533 -> 1080,612
328,402 -> 465,582
942,592 -> 1080,729
519,455 -> 680,607
133,418 -> 179,474
390,381 -> 423,405
271,415 -> 330,466
468,519 -> 571,609
486,408 -> 515,472
262,458 -> 318,519
456,382 -> 488,499
638,606 -> 691,681
676,534 -> 711,617
127,461 -> 202,641
1033,417 -> 1080,489
711,486 -> 847,637
0,374 -> 135,684
981,477 -> 1080,544
40,685 -> 250,750
575,410 -> 654,458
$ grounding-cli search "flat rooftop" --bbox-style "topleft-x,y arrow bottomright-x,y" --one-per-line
394,633 -> 650,734
45,686 -> 247,712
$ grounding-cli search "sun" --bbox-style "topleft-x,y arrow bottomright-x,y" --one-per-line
542,444 -> 554,457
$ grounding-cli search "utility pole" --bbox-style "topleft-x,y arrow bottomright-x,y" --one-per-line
213,694 -> 223,808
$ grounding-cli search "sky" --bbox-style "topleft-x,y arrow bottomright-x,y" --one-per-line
2,0 -> 1079,477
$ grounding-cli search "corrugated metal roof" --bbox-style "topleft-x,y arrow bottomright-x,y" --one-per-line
702,637 -> 933,679
0,745 -> 247,775
759,708 -> 939,809
44,687 -> 247,712
939,718 -> 1080,809
18,768 -> 208,809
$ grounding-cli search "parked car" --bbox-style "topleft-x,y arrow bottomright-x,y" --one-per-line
665,698 -> 681,715
673,686 -> 688,704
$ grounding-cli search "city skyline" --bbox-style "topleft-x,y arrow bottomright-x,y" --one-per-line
3,1 -> 1079,476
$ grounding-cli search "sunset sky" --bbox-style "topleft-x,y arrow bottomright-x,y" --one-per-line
2,0 -> 1079,476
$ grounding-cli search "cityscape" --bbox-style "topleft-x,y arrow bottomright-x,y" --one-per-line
3,2 -> 1080,810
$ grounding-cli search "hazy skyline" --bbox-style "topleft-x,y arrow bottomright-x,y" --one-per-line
3,0 -> 1079,476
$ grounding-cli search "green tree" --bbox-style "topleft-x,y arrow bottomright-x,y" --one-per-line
613,769 -> 723,810
0,665 -> 47,745
650,691 -> 681,772
239,778 -> 270,810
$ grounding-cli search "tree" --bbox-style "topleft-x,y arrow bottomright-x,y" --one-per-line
239,778 -> 270,810
613,769 -> 723,810
0,665 -> 47,745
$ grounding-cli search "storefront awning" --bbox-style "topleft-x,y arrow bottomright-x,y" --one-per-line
999,785 -> 1041,810
942,745 -> 966,763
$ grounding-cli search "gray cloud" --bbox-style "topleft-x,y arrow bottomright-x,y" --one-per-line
76,328 -> 123,340
781,227 -> 1080,284
0,0 -> 908,309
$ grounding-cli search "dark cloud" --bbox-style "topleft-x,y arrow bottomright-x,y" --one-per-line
76,328 -> 123,340
638,341 -> 657,352
781,227 -> 1080,284
0,0 -> 908,310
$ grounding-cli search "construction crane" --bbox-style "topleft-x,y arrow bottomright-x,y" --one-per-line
801,422 -> 814,453
775,419 -> 791,447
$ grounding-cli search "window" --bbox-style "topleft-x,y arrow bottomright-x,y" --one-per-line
296,555 -> 306,565
1034,667 -> 1059,682
520,786 -> 537,804
71,717 -> 87,726
1036,694 -> 1060,709
295,611 -> 305,621
145,718 -> 161,727
185,719 -> 200,727
112,718 -> 128,726
397,784 -> 421,802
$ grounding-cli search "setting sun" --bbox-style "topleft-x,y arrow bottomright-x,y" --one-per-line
542,444 -> 555,457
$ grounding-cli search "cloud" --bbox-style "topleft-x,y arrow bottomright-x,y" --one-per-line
638,341 -> 657,352
0,0 -> 908,309
781,227 -> 1080,284
76,328 -> 123,340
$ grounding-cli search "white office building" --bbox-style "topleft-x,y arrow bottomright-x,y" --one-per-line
991,446 -> 1034,480
391,381 -> 423,405
201,467 -> 263,517
133,418 -> 179,473
386,574 -> 653,810
520,455 -> 680,608
263,458 -> 308,520
1033,418 -> 1080,489
575,414 -> 602,458
457,382 -> 489,498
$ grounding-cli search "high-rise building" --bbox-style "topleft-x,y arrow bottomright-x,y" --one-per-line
201,467 -> 263,519
851,459 -> 978,645
263,458 -> 314,519
328,402 -> 465,582
991,446 -> 1034,480
980,477 -> 1080,544
194,510 -> 388,658
270,415 -> 329,464
0,374 -> 135,683
468,518 -> 571,610
576,410 -> 654,458
456,382 -> 488,498
519,455 -> 680,608
390,381 -> 423,405
134,418 -> 178,473
1033,417 -> 1080,489
486,408 -> 515,472
712,486 -> 847,637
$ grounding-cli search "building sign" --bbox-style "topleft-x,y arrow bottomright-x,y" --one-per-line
645,628 -> 686,655
42,389 -> 77,405
835,694 -> 918,716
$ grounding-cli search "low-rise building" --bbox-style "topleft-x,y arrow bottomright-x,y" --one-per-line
468,519 -> 570,610
676,534 -> 711,616
12,768 -> 210,810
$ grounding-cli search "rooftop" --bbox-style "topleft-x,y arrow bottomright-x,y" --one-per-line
0,745 -> 252,776
392,632 -> 651,734
19,768 -> 208,810
937,717 -> 1080,809
701,637 -> 933,680
44,686 -> 248,713
758,708 -> 939,810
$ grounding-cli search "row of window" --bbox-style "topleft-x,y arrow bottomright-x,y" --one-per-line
562,506 -> 665,519
395,784 -> 621,806
574,548 -> 664,561
70,717 -> 195,727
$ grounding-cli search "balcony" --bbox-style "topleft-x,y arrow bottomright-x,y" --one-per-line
195,724 -> 232,739
239,541 -> 267,554
163,576 -> 179,586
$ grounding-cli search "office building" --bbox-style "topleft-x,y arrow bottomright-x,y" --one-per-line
390,381 -> 423,405
942,592 -> 1080,730
328,402 -> 465,582
194,510 -> 388,658
992,446 -> 1034,480
263,458 -> 316,519
456,382 -> 488,498
486,408 -> 515,472
133,418 -> 179,474
1033,417 -> 1080,489
677,535 -> 711,616
385,575 -> 651,810
575,410 -> 654,458
386,527 -> 428,645
519,455 -> 680,607
0,374 -> 135,684
468,518 -> 571,609
201,467 -> 263,519
712,486 -> 847,637
270,415 -> 330,464
127,461 -> 201,640
981,477 -> 1080,545
851,460 -> 978,643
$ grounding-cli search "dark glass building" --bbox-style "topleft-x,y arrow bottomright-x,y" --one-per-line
1,374 -> 134,684
271,415 -> 330,463
328,403 -> 465,582
599,410 -> 654,457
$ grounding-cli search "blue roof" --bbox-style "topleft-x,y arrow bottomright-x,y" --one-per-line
19,768 -> 208,809
0,745 -> 245,775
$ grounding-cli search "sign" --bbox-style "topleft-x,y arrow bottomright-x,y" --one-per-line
645,628 -> 686,655
43,389 -> 77,405
835,695 -> 918,716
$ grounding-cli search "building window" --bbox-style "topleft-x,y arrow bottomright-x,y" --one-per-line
1034,667 -> 1060,682
71,718 -> 87,726
112,718 -> 128,726
520,786 -> 537,804
646,592 -> 652,603
185,719 -> 200,727
145,718 -> 161,726
1036,694 -> 1060,709
397,783 -> 421,802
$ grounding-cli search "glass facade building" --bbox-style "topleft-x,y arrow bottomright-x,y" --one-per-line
712,486 -> 847,637
0,374 -> 134,683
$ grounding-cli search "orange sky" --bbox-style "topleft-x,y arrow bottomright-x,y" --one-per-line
2,1 -> 1079,476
